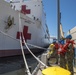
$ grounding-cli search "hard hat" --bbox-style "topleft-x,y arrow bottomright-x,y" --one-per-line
50,44 -> 54,47
53,40 -> 56,43
59,40 -> 64,45
66,34 -> 72,39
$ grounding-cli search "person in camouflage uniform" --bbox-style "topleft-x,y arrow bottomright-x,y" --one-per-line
48,43 -> 55,58
48,40 -> 59,65
47,43 -> 55,65
53,41 -> 59,64
58,39 -> 66,69
65,35 -> 74,75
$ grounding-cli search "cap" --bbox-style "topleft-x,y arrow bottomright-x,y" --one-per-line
53,41 -> 56,43
66,34 -> 72,39
59,40 -> 64,45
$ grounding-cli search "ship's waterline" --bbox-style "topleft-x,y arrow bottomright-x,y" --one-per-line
0,48 -> 45,57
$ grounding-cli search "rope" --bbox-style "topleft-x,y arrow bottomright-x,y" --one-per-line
0,30 -> 17,41
19,14 -> 48,68
32,63 -> 40,75
19,12 -> 31,75
0,30 -> 50,51
22,34 -> 48,68
0,29 -> 49,50
27,43 -> 49,51
19,12 -> 48,68
0,12 -> 49,74
20,36 -> 31,75
0,27 -> 48,74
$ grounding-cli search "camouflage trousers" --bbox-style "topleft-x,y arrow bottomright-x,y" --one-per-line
48,49 -> 58,65
60,54 -> 66,69
66,51 -> 74,75
50,49 -> 58,63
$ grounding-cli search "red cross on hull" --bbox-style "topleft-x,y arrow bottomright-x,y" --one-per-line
16,26 -> 31,45
21,5 -> 31,14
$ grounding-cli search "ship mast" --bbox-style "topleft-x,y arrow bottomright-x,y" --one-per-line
57,0 -> 60,41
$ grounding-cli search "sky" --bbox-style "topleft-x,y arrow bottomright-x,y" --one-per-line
43,0 -> 76,38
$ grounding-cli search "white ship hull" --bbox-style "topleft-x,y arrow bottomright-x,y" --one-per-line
0,0 -> 50,57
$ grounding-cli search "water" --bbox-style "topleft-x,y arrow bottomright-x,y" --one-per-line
0,52 -> 43,75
